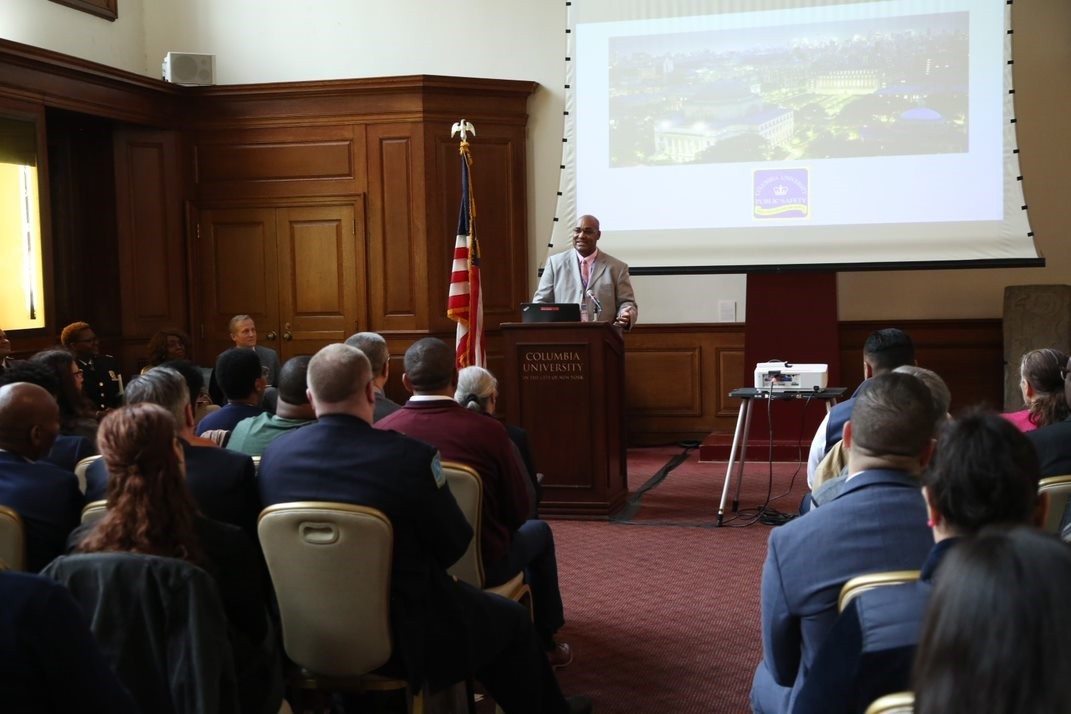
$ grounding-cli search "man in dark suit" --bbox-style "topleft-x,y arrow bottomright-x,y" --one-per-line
0,362 -> 96,472
378,337 -> 571,668
259,343 -> 590,713
0,327 -> 14,373
60,321 -> 124,413
0,383 -> 82,572
85,367 -> 259,537
344,331 -> 402,421
750,372 -> 937,714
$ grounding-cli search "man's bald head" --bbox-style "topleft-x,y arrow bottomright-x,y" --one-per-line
402,338 -> 456,394
307,343 -> 374,419
0,382 -> 60,460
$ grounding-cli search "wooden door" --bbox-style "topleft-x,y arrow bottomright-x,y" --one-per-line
196,206 -> 281,364
276,204 -> 361,359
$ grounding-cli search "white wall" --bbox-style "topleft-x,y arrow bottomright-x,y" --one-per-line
3,0 -> 1066,326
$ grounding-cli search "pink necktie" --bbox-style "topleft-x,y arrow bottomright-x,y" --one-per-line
581,258 -> 590,288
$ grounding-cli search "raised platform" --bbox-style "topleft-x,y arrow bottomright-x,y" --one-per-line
698,432 -> 812,463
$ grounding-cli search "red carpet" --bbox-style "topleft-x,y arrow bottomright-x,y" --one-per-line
549,447 -> 811,713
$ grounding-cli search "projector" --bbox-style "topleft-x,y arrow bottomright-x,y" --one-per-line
754,361 -> 828,391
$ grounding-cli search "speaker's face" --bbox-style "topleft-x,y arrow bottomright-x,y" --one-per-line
231,319 -> 257,348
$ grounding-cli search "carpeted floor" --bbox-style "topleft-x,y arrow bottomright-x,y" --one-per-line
550,446 -> 812,714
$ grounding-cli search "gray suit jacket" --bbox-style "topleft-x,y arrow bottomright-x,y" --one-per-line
751,468 -> 932,714
533,249 -> 638,324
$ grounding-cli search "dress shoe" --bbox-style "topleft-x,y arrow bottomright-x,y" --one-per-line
566,695 -> 592,713
548,641 -> 573,669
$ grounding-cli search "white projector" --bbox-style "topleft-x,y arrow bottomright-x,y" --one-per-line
754,361 -> 828,391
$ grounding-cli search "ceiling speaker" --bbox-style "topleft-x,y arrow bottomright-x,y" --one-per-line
162,52 -> 215,86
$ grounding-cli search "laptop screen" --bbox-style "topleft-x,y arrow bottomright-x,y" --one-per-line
520,302 -> 582,323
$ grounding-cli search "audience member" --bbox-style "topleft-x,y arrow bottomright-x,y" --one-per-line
806,328 -> 915,491
810,365 -> 950,507
29,349 -> 99,448
160,359 -> 220,435
1003,347 -> 1069,432
794,411 -> 1043,714
1027,352 -> 1071,531
912,527 -> 1071,714
344,331 -> 402,420
143,328 -> 191,372
228,314 -> 280,385
71,402 -> 281,714
259,343 -> 591,713
0,362 -> 95,471
0,327 -> 14,373
225,355 -> 315,455
379,339 -> 570,667
0,383 -> 82,572
197,347 -> 266,436
456,365 -> 541,514
59,321 -> 123,412
85,367 -> 260,538
750,372 -> 935,714
0,570 -> 138,712
533,214 -> 638,327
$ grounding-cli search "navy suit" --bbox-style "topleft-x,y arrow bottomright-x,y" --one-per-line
41,434 -> 95,473
792,539 -> 955,714
259,413 -> 569,711
86,441 -> 259,537
0,452 -> 82,572
751,468 -> 932,714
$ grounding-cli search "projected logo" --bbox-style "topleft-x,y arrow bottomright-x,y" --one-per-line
754,169 -> 808,220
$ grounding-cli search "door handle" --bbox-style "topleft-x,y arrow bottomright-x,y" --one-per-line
265,330 -> 277,341
283,322 -> 293,341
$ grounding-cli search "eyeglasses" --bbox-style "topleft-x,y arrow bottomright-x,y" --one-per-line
571,227 -> 598,236
72,369 -> 84,377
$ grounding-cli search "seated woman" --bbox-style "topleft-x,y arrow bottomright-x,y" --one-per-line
455,365 -> 541,516
142,328 -> 191,373
1002,347 -> 1069,432
913,527 -> 1071,714
30,349 -> 99,448
70,402 -> 281,714
793,411 -> 1044,714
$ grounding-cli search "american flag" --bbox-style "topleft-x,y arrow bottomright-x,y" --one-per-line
447,141 -> 485,368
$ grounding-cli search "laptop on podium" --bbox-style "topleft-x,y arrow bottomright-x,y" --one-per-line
520,302 -> 581,323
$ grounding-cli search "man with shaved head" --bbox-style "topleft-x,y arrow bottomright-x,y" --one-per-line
533,214 -> 638,327
259,343 -> 591,714
0,382 -> 82,571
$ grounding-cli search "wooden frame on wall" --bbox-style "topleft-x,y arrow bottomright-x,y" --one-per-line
48,0 -> 117,22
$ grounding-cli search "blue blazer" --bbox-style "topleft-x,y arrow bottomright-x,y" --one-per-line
751,468 -> 932,714
0,452 -> 83,572
41,434 -> 95,473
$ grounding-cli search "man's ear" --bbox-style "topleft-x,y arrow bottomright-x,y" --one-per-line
842,420 -> 853,449
922,485 -> 940,527
862,359 -> 873,380
916,438 -> 937,469
184,402 -> 196,430
401,373 -> 415,394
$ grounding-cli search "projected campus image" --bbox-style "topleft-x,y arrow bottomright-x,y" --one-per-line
608,12 -> 968,167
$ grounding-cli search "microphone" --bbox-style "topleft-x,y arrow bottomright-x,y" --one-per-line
586,289 -> 603,316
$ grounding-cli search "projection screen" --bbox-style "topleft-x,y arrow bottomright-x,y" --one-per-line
548,0 -> 1040,273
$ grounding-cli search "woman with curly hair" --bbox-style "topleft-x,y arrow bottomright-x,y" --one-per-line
71,402 -> 282,714
1003,347 -> 1069,432
142,329 -> 191,373
30,349 -> 98,447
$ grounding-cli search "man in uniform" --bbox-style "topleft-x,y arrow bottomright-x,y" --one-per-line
60,321 -> 123,413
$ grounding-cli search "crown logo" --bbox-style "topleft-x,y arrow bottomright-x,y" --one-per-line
773,184 -> 788,196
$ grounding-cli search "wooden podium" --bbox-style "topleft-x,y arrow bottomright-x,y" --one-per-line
501,322 -> 628,518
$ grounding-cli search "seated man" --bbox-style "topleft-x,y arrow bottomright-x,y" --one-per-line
86,367 -> 259,538
197,348 -> 266,436
0,327 -> 15,373
226,356 -> 315,455
0,362 -> 95,471
0,383 -> 82,571
344,331 -> 402,421
805,328 -> 915,493
377,338 -> 571,668
60,321 -> 124,413
258,344 -> 590,713
750,372 -> 936,714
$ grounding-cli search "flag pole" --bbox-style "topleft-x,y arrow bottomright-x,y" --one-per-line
447,119 -> 485,369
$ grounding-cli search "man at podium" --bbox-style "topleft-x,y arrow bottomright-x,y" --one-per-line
533,214 -> 638,328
